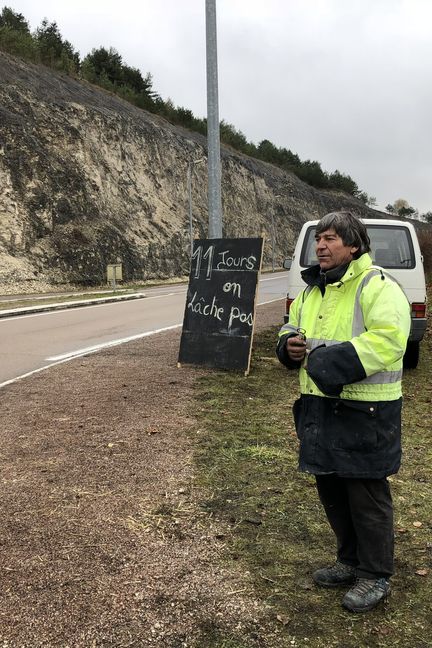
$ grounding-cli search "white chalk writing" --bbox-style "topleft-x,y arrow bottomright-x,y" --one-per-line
216,250 -> 257,271
223,282 -> 241,298
187,291 -> 224,321
192,244 -> 215,279
228,307 -> 254,330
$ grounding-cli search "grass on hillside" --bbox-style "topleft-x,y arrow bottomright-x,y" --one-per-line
193,310 -> 432,647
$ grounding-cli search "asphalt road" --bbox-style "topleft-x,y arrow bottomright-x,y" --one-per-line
0,273 -> 288,388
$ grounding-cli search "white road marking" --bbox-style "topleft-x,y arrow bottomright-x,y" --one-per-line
144,291 -> 186,298
0,324 -> 183,390
0,357 -> 87,390
257,297 -> 284,305
46,324 -> 182,361
260,275 -> 286,282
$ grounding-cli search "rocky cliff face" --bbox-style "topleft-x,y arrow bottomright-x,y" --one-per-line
0,51 -> 383,292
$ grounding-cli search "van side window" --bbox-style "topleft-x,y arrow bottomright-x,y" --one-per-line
301,227 -> 318,266
369,226 -> 415,269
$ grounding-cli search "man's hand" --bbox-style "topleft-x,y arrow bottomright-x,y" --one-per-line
286,335 -> 307,362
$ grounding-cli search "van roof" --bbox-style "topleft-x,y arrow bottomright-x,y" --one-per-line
304,218 -> 416,229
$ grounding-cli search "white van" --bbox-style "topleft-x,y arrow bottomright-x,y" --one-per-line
283,218 -> 427,368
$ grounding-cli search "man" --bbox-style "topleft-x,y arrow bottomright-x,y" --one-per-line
276,211 -> 411,613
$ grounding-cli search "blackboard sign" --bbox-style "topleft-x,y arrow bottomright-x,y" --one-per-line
178,238 -> 264,374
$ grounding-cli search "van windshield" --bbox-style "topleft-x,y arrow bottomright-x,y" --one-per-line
300,224 -> 415,269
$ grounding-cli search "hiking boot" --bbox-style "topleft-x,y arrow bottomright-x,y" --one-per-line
312,560 -> 356,588
342,577 -> 391,613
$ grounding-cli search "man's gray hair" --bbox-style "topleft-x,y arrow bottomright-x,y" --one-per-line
316,211 -> 371,258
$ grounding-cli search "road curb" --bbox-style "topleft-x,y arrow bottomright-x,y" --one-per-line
0,293 -> 146,319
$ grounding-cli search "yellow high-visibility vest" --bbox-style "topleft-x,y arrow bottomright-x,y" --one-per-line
278,253 -> 411,401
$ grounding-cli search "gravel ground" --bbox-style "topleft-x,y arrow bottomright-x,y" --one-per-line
0,301 -> 283,647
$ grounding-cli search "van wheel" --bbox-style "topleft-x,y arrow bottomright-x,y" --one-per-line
403,342 -> 420,369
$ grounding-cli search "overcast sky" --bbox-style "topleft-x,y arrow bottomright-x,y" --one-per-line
5,0 -> 432,213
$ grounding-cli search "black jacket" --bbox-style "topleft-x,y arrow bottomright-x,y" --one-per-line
289,393 -> 402,478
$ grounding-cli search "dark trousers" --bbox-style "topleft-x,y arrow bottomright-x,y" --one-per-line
315,474 -> 394,579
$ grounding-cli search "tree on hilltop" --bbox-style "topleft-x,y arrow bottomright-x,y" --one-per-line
81,46 -> 158,109
328,169 -> 358,195
0,6 -> 36,58
296,160 -> 328,189
35,18 -> 79,72
81,46 -> 123,85
0,6 -> 29,31
392,198 -> 416,217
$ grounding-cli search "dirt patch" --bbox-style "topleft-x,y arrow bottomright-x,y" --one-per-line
0,302 -> 283,647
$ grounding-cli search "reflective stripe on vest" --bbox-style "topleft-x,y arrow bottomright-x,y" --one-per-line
352,268 -> 405,338
297,285 -> 312,325
357,370 -> 402,384
306,336 -> 403,384
278,324 -> 299,338
352,269 -> 383,337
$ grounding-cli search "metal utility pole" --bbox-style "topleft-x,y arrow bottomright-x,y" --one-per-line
205,0 -> 223,238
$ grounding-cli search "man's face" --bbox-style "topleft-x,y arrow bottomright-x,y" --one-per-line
315,228 -> 359,271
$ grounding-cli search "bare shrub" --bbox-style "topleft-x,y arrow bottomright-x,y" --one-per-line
417,229 -> 432,281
